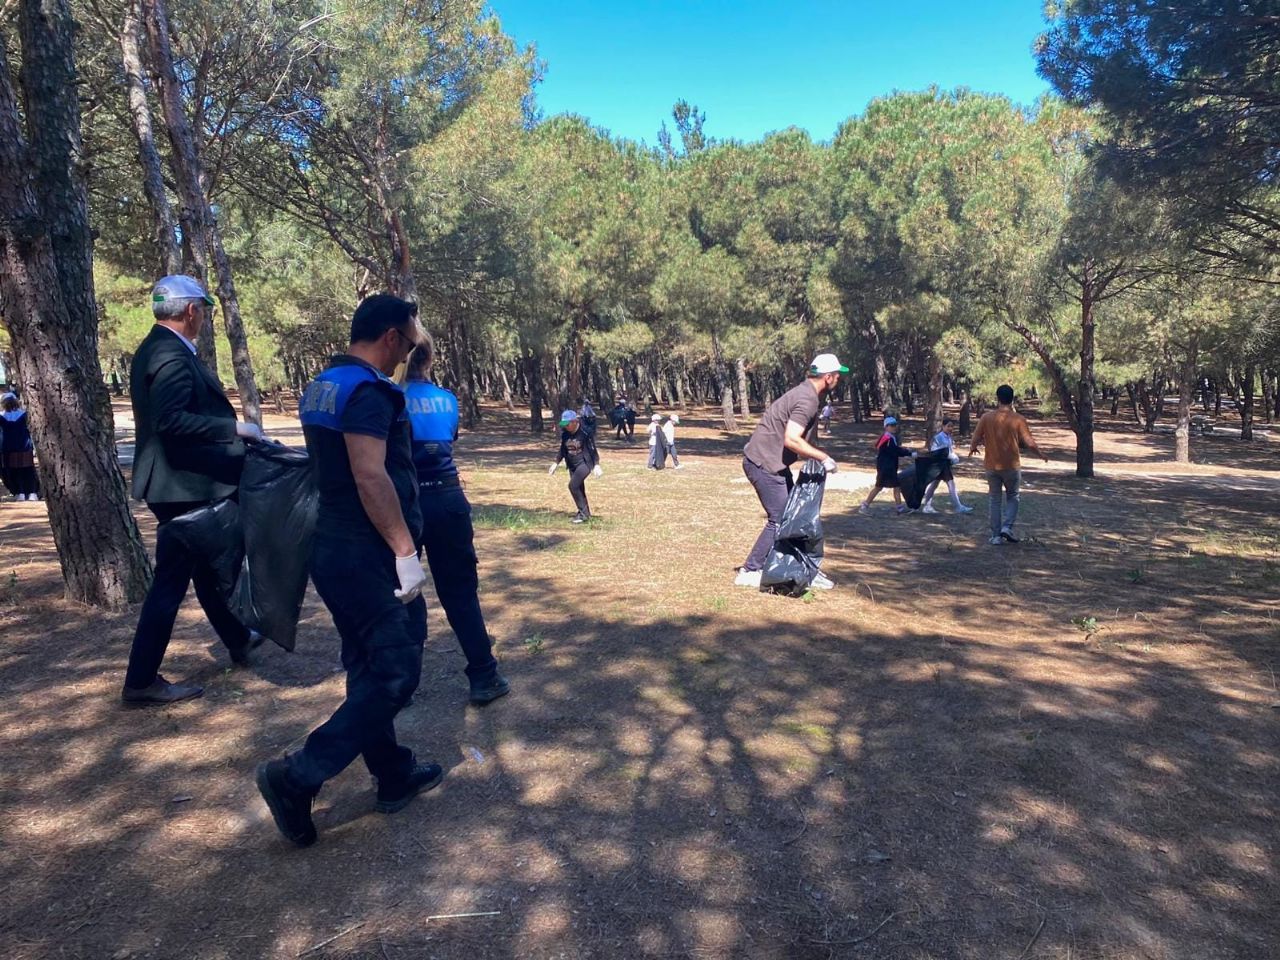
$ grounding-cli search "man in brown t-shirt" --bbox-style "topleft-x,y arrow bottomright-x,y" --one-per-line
737,353 -> 846,587
968,384 -> 1047,545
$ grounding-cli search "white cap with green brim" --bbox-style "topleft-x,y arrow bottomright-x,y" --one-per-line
152,275 -> 215,305
809,353 -> 849,375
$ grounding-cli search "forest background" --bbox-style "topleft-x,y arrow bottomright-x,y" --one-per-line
1,0 -> 1279,606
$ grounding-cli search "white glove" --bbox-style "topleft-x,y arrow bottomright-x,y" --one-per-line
592,464 -> 603,478
548,462 -> 559,475
820,457 -> 837,473
910,450 -> 919,458
393,553 -> 427,603
235,421 -> 264,442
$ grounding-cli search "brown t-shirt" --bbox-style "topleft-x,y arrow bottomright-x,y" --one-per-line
972,406 -> 1035,471
744,381 -> 821,473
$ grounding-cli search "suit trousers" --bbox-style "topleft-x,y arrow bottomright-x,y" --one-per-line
124,500 -> 250,689
418,484 -> 498,684
285,536 -> 426,796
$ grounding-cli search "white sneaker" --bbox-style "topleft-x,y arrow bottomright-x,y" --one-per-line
734,568 -> 762,588
674,463 -> 684,469
988,535 -> 1003,545
956,503 -> 973,513
810,572 -> 835,590
857,504 -> 869,515
920,502 -> 938,514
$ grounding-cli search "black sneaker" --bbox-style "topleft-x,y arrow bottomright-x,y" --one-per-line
121,675 -> 204,706
999,528 -> 1021,543
375,761 -> 444,814
255,760 -> 317,847
469,672 -> 511,705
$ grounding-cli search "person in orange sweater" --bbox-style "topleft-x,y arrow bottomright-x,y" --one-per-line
968,384 -> 1047,545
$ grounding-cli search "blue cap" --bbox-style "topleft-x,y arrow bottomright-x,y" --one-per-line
884,416 -> 898,427
559,409 -> 578,426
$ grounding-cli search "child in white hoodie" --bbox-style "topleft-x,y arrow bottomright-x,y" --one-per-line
921,418 -> 973,514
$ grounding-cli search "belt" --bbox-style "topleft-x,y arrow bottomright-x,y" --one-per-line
418,476 -> 461,491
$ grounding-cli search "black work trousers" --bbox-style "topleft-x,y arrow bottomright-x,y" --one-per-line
417,483 -> 497,684
123,500 -> 250,689
286,535 -> 426,796
568,462 -> 591,517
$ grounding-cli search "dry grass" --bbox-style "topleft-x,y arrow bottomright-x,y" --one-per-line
0,402 -> 1276,959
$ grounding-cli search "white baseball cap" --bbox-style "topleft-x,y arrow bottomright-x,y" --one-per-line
152,275 -> 214,305
809,353 -> 849,375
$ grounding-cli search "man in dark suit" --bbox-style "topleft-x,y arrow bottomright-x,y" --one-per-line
122,275 -> 264,706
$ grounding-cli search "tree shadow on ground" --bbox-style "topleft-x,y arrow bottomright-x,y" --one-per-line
1,449 -> 1277,960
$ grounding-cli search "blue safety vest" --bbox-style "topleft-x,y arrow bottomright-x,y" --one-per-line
403,379 -> 458,482
299,362 -> 402,431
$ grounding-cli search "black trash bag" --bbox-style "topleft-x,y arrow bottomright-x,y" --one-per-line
648,422 -> 670,469
760,461 -> 827,596
898,449 -> 951,509
231,441 -> 317,652
776,461 -> 826,541
166,499 -> 244,601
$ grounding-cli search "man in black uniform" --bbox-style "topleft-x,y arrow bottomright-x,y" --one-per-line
256,294 -> 436,848
122,275 -> 263,706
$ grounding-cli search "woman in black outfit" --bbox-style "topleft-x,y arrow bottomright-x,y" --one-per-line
548,409 -> 601,523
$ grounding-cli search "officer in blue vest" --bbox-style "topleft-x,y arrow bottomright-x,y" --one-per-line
404,337 -> 509,705
256,294 -> 439,848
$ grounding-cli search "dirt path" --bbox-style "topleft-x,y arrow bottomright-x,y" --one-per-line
0,406 -> 1276,960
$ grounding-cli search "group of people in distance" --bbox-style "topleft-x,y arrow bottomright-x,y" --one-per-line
547,393 -> 684,522
734,356 -> 1049,589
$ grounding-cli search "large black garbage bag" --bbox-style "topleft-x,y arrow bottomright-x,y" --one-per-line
760,461 -> 827,597
898,450 -> 950,510
166,499 -> 244,600
231,441 -> 317,651
648,423 -> 670,469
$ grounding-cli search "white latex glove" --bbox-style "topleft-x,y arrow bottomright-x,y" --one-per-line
592,464 -> 603,478
393,553 -> 427,603
235,421 -> 264,442
548,462 -> 559,475
820,457 -> 837,473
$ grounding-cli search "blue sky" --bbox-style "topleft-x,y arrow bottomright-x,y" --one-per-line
489,1 -> 1052,145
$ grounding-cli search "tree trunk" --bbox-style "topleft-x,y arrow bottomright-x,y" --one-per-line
0,0 -> 151,607
1262,370 -> 1275,424
736,357 -> 749,421
1125,382 -> 1143,427
119,0 -> 179,275
925,346 -> 944,438
1076,286 -> 1096,478
1241,362 -> 1255,441
958,393 -> 972,435
142,0 -> 216,368
498,362 -> 515,412
710,332 -> 737,432
1175,341 -> 1198,463
447,307 -> 479,428
525,349 -> 544,433
207,215 -> 262,424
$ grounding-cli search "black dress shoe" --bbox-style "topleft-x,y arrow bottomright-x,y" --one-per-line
121,676 -> 204,706
228,630 -> 267,667
375,761 -> 444,814
256,760 -> 317,847
469,672 -> 511,705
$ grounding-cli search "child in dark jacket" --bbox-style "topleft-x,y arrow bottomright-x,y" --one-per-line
549,409 -> 602,522
858,416 -> 915,514
1,394 -> 39,501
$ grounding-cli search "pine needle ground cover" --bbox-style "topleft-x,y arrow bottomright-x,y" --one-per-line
1,402 -> 1276,960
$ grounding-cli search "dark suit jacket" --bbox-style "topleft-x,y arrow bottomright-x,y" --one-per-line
130,325 -> 245,504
